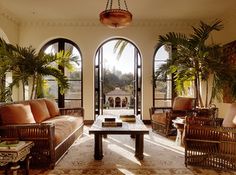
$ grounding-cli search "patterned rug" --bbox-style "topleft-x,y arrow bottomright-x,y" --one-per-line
4,126 -> 236,175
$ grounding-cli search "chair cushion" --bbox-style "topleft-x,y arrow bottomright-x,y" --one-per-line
44,99 -> 60,117
29,99 -> 50,123
43,115 -> 83,146
173,97 -> 195,110
0,104 -> 36,124
222,103 -> 236,127
151,113 -> 167,125
233,115 -> 236,125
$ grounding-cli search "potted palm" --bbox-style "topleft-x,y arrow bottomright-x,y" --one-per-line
0,38 -> 72,101
155,20 -> 236,107
0,38 -> 15,102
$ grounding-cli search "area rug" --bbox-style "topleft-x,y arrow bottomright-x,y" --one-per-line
12,126 -> 236,174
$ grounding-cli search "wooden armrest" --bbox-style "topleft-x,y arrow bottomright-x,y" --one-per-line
185,116 -> 223,127
59,107 -> 84,117
0,123 -> 55,141
185,125 -> 221,140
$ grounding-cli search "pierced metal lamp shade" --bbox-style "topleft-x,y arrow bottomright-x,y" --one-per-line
99,0 -> 132,28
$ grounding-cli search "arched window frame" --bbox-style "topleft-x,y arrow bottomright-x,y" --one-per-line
153,44 -> 174,107
40,38 -> 83,108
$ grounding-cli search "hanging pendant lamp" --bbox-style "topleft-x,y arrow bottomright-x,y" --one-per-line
99,0 -> 132,28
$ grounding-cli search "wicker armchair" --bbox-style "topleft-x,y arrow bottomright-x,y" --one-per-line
0,101 -> 84,168
149,97 -> 196,136
184,116 -> 236,170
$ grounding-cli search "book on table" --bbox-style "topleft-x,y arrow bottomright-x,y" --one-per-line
0,141 -> 26,150
102,117 -> 122,127
120,115 -> 136,122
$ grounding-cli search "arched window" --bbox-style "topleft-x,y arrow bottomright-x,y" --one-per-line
40,38 -> 83,108
153,45 -> 172,107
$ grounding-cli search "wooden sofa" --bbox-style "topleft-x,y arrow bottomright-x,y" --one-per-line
184,104 -> 236,170
0,98 -> 84,168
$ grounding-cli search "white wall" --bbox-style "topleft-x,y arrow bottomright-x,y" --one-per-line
0,14 -> 19,44
1,18 -> 236,121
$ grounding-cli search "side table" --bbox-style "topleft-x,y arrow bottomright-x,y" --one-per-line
172,118 -> 185,146
0,141 -> 34,175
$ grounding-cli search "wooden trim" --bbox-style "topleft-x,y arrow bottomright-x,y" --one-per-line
142,120 -> 151,125
84,120 -> 94,125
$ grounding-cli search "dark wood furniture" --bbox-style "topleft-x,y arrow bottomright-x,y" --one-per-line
0,99 -> 84,169
184,116 -> 236,170
0,141 -> 34,175
89,115 -> 149,160
149,97 -> 196,136
194,107 -> 218,119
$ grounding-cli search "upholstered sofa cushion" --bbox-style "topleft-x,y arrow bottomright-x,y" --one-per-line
152,113 -> 167,125
233,116 -> 236,125
43,115 -> 83,146
44,99 -> 60,117
0,104 -> 36,124
222,103 -> 236,128
173,97 -> 195,110
29,99 -> 50,123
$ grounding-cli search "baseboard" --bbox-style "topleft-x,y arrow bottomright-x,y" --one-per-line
143,120 -> 151,125
84,120 -> 94,125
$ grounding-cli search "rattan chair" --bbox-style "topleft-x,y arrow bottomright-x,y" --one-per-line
149,97 -> 196,136
184,116 -> 236,170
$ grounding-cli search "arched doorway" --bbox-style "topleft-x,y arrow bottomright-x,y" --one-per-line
95,38 -> 142,117
115,97 -> 121,107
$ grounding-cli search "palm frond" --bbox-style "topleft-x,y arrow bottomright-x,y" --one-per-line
113,40 -> 129,60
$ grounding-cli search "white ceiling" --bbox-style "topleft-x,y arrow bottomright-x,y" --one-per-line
0,0 -> 235,22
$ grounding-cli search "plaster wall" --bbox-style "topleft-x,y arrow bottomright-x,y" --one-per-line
0,18 -> 235,121
0,15 -> 18,44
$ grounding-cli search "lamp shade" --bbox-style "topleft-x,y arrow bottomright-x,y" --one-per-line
99,0 -> 132,28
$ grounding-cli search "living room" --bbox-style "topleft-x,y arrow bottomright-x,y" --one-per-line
0,0 -> 236,174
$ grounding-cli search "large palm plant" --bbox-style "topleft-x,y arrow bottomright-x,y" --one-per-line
0,38 -> 16,101
0,38 -> 72,101
156,20 -> 236,107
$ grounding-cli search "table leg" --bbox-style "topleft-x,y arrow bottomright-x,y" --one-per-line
10,163 -> 20,175
94,134 -> 103,160
175,128 -> 184,146
135,134 -> 144,160
24,155 -> 31,175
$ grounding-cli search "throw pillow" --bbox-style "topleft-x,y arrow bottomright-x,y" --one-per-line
44,99 -> 60,117
173,97 -> 194,110
233,115 -> 236,125
0,104 -> 36,124
29,99 -> 50,123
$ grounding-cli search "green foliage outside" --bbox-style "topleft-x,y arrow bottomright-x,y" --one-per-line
103,69 -> 134,95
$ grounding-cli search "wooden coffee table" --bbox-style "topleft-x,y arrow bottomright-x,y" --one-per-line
89,115 -> 149,160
